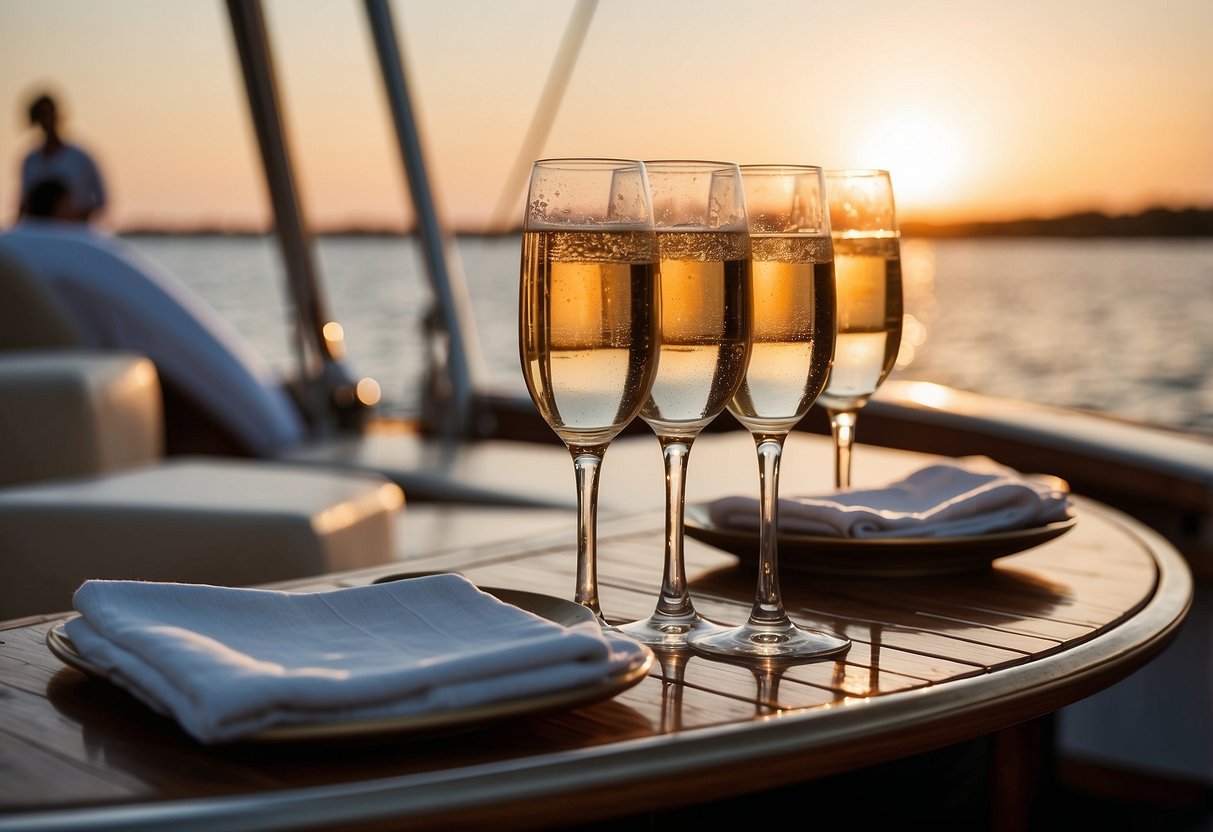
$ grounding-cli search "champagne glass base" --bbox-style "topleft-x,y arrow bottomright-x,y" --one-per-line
614,612 -> 729,648
687,620 -> 850,662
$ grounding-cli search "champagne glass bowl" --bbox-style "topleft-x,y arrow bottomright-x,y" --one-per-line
819,169 -> 903,489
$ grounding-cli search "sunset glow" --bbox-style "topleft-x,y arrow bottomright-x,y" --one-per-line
1,0 -> 1210,233
863,113 -> 970,213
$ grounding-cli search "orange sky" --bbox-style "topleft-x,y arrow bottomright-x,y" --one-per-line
2,0 -> 1211,233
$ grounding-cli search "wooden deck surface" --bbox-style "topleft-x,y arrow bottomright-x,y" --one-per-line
0,433 -> 1193,831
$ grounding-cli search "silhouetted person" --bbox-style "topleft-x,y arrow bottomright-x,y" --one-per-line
18,93 -> 107,223
22,179 -> 74,221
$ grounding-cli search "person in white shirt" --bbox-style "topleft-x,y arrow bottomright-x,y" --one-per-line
18,93 -> 107,223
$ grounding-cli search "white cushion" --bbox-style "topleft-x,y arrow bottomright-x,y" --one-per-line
0,351 -> 162,487
0,457 -> 404,620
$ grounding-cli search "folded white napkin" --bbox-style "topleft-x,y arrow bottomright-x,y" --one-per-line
707,457 -> 1073,539
63,574 -> 649,744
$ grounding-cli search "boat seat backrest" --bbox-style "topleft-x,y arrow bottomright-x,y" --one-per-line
0,224 -> 308,457
0,247 -> 82,350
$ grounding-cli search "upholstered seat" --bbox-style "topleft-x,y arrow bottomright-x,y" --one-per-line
0,457 -> 402,619
0,351 -> 403,621
0,351 -> 162,488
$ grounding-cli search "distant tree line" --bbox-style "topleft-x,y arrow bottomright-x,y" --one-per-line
901,207 -> 1213,238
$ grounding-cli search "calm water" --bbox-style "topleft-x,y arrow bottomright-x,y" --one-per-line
123,234 -> 1213,436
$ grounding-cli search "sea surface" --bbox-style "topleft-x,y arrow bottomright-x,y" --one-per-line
123,234 -> 1213,436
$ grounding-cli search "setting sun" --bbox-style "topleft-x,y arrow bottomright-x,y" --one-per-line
862,113 -> 969,216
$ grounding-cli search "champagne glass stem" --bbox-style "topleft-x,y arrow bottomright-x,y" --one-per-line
572,450 -> 606,623
829,409 -> 858,489
617,430 -> 725,645
689,429 -> 849,660
749,434 -> 791,627
655,437 -> 695,619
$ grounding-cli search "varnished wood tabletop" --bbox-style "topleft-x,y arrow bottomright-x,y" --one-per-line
0,432 -> 1193,831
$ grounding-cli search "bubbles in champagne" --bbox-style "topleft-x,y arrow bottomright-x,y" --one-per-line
545,230 -> 658,264
750,233 -> 832,264
656,230 -> 750,262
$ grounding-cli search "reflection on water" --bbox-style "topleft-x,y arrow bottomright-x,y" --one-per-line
894,237 -> 1213,434
895,238 -> 938,369
124,234 -> 1213,435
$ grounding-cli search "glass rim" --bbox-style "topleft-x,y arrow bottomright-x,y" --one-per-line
826,168 -> 892,178
531,157 -> 645,171
738,164 -> 824,174
643,159 -> 739,171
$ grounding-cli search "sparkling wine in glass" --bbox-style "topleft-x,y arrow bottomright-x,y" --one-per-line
616,161 -> 751,647
819,169 -> 903,489
687,164 -> 849,661
519,158 -> 661,623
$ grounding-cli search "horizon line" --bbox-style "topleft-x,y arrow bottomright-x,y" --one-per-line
106,204 -> 1213,239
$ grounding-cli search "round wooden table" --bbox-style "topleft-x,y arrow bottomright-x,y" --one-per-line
0,433 -> 1192,831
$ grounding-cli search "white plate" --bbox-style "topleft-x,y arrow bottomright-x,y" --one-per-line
46,581 -> 653,743
683,503 -> 1078,577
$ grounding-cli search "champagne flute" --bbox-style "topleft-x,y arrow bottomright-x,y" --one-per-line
819,169 -> 903,489
616,161 -> 751,647
519,158 -> 661,623
687,164 -> 849,661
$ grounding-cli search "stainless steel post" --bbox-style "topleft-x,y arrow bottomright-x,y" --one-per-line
363,0 -> 485,438
225,0 -> 350,435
